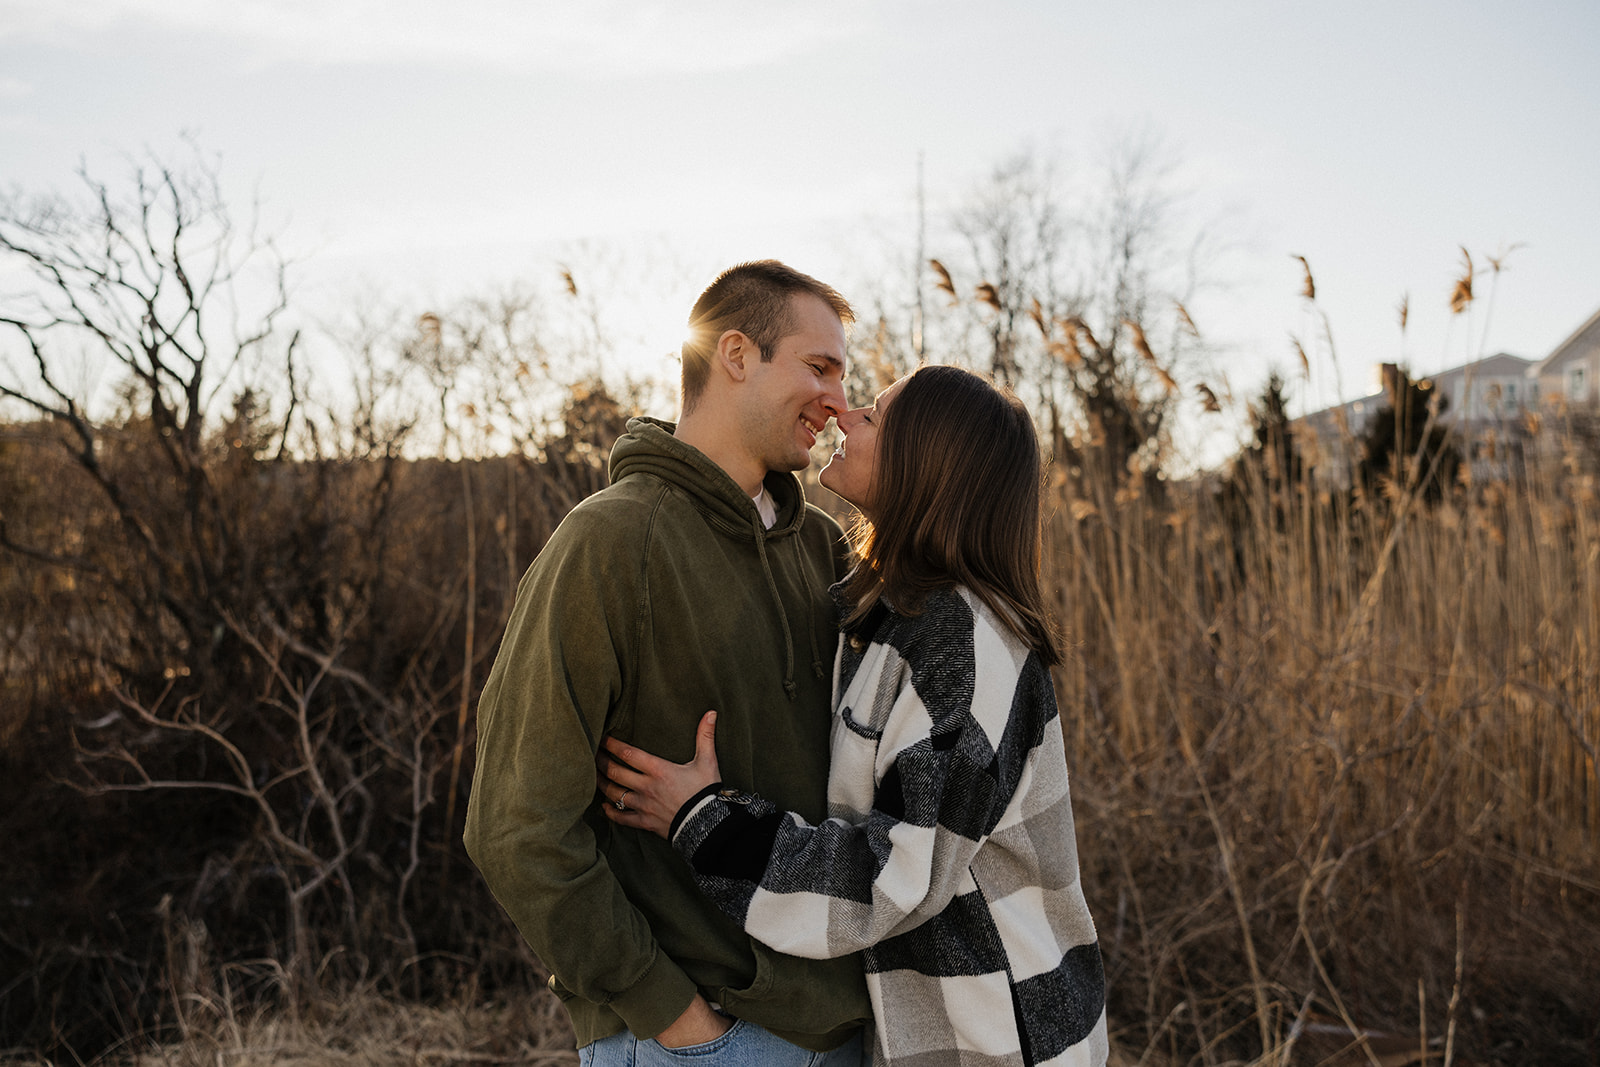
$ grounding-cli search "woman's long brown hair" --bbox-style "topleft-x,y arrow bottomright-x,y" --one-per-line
841,364 -> 1060,666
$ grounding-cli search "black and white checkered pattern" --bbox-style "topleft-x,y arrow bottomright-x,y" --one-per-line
673,586 -> 1108,1066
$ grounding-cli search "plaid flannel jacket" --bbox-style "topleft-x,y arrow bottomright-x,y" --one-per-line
673,586 -> 1109,1066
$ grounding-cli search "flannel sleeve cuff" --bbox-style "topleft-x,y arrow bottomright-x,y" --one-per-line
670,789 -> 781,879
669,782 -> 725,842
671,790 -> 736,859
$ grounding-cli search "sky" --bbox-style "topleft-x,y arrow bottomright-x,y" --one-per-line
3,0 -> 1598,461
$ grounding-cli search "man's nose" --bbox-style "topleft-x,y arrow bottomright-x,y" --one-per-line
820,379 -> 847,419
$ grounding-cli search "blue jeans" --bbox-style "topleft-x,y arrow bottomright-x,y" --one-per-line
578,1021 -> 864,1066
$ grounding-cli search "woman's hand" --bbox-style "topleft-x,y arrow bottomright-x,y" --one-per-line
597,710 -> 721,839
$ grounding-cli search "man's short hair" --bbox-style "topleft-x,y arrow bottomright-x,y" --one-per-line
681,260 -> 854,411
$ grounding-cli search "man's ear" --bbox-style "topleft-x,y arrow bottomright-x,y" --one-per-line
716,329 -> 753,382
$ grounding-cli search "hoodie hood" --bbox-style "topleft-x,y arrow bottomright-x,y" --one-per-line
609,417 -> 810,541
608,416 -> 828,697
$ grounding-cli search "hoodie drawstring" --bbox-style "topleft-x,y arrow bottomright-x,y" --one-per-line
794,538 -> 827,681
754,523 -> 799,700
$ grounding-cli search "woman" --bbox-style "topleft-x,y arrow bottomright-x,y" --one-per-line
598,365 -> 1108,1067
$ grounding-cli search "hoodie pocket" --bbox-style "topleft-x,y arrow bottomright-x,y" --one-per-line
713,942 -> 870,1044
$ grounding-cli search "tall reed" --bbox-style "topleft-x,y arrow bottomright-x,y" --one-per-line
1048,437 -> 1600,1064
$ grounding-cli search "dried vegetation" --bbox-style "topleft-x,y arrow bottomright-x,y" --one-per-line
3,151 -> 1596,1067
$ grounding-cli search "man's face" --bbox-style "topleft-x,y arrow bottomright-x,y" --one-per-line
740,293 -> 848,475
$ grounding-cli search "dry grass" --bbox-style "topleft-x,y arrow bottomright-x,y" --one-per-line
1,986 -> 577,1067
6,406 -> 1598,1066
1047,432 -> 1600,1065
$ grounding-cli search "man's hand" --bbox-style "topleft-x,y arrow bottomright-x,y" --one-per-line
597,710 -> 722,838
655,993 -> 733,1048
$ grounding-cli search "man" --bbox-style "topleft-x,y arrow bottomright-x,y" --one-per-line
464,261 -> 871,1064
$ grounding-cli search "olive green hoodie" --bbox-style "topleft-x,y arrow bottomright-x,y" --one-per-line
463,417 -> 869,1050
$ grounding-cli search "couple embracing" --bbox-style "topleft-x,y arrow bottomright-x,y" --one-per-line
464,261 -> 1109,1066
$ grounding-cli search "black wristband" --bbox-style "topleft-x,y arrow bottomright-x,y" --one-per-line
669,781 -> 725,841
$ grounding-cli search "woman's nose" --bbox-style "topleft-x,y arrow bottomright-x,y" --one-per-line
839,405 -> 870,431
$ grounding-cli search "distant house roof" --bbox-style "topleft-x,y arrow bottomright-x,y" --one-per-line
1431,352 -> 1535,381
1299,352 -> 1532,419
1535,305 -> 1600,376
1291,352 -> 1535,441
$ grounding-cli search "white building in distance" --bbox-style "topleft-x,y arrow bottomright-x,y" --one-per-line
1533,305 -> 1600,410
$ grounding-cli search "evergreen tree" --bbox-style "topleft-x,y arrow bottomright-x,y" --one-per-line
1357,368 -> 1460,504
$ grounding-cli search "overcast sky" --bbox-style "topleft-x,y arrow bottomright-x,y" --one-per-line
3,0 -> 1597,457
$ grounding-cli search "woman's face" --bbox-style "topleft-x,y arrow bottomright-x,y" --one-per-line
819,376 -> 907,515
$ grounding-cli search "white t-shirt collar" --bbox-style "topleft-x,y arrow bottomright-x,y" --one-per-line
752,486 -> 777,529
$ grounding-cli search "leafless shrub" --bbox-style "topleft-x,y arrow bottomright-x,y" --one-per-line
0,149 -> 643,1058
